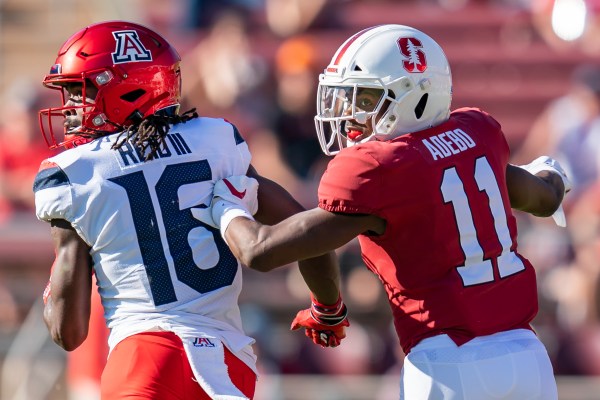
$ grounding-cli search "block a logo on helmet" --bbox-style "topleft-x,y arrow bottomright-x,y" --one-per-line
111,30 -> 153,64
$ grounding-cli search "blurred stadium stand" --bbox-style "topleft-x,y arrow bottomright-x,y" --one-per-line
1,0 -> 599,399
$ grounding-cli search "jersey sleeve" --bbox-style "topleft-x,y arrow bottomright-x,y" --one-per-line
318,146 -> 382,215
475,108 -> 510,158
476,108 -> 502,132
33,160 -> 74,222
229,122 -> 251,173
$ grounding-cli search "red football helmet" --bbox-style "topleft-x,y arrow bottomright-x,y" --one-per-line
39,20 -> 182,149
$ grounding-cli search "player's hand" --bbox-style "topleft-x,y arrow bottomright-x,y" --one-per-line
520,156 -> 572,193
213,176 -> 259,216
290,295 -> 350,348
209,175 -> 259,242
193,175 -> 259,231
519,156 -> 572,227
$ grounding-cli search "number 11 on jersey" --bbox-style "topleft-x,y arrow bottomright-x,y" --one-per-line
441,156 -> 525,287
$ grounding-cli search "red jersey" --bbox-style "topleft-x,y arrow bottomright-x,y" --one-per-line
318,108 -> 538,354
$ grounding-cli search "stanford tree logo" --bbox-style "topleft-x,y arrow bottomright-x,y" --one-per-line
397,37 -> 427,73
111,30 -> 152,64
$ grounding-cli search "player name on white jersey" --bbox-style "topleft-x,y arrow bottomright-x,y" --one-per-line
116,132 -> 192,167
421,128 -> 476,160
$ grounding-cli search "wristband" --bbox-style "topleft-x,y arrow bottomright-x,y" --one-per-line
211,199 -> 255,244
310,294 -> 347,326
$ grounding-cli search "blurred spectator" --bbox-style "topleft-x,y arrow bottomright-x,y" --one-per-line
568,179 -> 600,266
264,0 -> 342,37
189,0 -> 264,29
515,63 -> 600,196
179,5 -> 310,203
180,4 -> 279,182
183,8 -> 267,112
132,0 -> 196,34
271,35 -> 327,183
0,79 -> 54,223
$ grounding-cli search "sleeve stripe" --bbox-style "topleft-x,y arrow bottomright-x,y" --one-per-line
33,166 -> 70,193
38,160 -> 58,172
230,124 -> 245,145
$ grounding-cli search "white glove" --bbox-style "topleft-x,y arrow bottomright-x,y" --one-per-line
519,156 -> 572,227
211,176 -> 259,240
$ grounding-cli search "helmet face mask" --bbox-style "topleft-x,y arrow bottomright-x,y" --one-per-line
314,24 -> 452,155
315,83 -> 389,151
39,21 -> 182,149
39,76 -> 103,148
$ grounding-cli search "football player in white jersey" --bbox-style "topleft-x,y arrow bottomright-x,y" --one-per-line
34,21 -> 347,400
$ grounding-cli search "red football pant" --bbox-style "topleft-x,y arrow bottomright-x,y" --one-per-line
101,331 -> 256,399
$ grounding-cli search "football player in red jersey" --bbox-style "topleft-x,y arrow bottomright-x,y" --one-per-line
206,25 -> 569,399
34,21 -> 345,400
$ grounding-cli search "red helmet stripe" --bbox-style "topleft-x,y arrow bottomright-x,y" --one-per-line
332,26 -> 379,66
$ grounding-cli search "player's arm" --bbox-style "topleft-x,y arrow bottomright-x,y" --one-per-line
506,163 -> 565,216
216,170 -> 385,272
223,207 -> 383,348
225,206 -> 384,271
247,165 -> 341,304
211,174 -> 385,347
43,219 -> 93,351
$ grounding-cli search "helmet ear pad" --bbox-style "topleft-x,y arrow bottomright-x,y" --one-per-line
374,86 -> 433,137
373,93 -> 399,136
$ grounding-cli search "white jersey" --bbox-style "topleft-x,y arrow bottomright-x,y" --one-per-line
34,117 -> 256,371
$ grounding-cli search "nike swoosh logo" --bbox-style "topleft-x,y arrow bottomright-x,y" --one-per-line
223,178 -> 247,199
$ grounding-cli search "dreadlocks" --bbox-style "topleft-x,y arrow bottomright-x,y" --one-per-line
111,108 -> 199,161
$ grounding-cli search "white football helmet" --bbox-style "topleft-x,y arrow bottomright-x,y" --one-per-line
314,24 -> 452,155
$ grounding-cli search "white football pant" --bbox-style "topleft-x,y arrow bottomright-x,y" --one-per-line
400,329 -> 557,399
